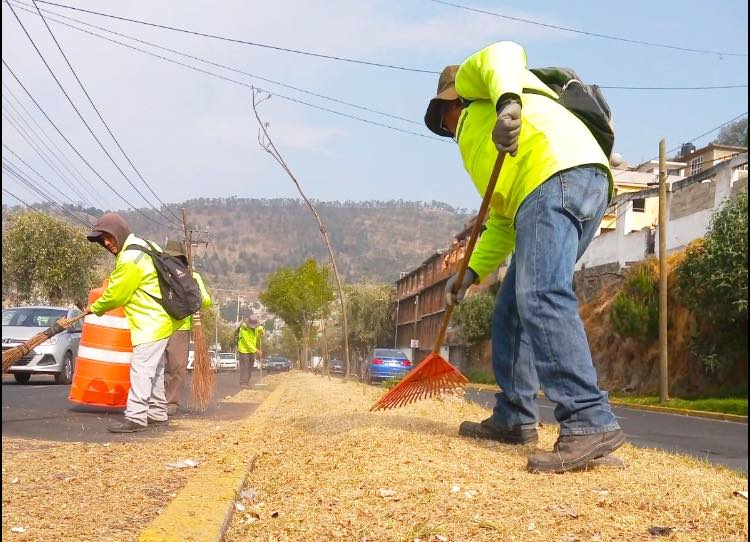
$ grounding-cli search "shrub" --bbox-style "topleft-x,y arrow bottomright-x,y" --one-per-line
610,264 -> 658,343
452,291 -> 495,345
676,193 -> 748,373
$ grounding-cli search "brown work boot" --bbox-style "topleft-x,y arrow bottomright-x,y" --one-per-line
527,429 -> 625,473
459,417 -> 538,445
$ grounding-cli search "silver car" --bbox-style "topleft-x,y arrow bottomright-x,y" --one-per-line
2,305 -> 83,385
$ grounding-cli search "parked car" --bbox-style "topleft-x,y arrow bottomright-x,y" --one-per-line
364,348 -> 413,384
2,305 -> 83,384
217,352 -> 238,372
187,349 -> 219,372
266,356 -> 292,372
330,358 -> 345,375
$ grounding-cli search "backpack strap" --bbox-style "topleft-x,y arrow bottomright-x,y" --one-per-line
123,243 -> 152,264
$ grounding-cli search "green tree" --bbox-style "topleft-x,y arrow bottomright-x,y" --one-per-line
452,291 -> 494,345
715,118 -> 748,147
677,193 -> 748,374
341,283 -> 396,374
201,305 -> 236,352
259,259 -> 334,367
2,211 -> 104,306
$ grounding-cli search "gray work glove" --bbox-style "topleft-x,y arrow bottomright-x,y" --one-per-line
445,268 -> 478,307
492,100 -> 522,157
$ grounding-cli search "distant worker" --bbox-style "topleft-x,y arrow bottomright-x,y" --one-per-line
426,41 -> 623,472
84,213 -> 179,433
236,314 -> 263,387
162,239 -> 212,415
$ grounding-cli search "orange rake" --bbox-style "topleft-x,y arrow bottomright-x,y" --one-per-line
371,152 -> 506,412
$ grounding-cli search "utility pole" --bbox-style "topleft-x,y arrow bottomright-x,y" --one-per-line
658,138 -> 669,403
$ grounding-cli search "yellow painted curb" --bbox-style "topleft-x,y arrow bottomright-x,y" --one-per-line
138,382 -> 288,542
463,383 -> 747,423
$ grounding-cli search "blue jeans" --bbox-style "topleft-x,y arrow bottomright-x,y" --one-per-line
490,165 -> 620,436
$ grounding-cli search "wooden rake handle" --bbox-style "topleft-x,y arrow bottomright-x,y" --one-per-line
432,152 -> 506,354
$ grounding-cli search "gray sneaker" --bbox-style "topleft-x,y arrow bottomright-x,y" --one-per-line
459,417 -> 538,445
107,419 -> 147,433
527,429 -> 625,473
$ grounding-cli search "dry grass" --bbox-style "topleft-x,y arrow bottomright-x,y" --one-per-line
1,386 -> 270,541
226,374 -> 747,542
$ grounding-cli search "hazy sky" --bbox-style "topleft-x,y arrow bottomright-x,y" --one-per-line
2,0 -> 748,214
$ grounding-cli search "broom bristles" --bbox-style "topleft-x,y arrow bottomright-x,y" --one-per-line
190,312 -> 215,411
2,316 -> 81,373
370,352 -> 469,411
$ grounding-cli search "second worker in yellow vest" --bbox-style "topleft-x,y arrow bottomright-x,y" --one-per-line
162,239 -> 213,415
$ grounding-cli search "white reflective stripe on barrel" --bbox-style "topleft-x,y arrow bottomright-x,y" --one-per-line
77,345 -> 132,364
84,314 -> 130,330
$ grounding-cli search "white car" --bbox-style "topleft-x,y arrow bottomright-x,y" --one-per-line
187,349 -> 219,372
217,352 -> 238,372
2,305 -> 82,384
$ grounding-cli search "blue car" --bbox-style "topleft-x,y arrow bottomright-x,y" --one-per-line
365,348 -> 413,384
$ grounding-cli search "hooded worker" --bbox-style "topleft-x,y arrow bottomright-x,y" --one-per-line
162,239 -> 212,414
236,313 -> 263,387
85,212 -> 179,433
426,42 -> 623,473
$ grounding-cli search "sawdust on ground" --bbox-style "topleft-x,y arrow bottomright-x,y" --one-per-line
224,373 -> 748,542
1,386 -> 270,542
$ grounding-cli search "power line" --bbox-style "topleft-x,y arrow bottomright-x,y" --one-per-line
1,59 -> 182,230
4,1 -> 180,227
2,106 -> 94,205
13,0 -> 421,126
3,4 -> 445,142
31,0 -> 440,74
2,80 -> 111,208
426,0 -> 748,58
25,0 -> 750,87
28,0 -> 182,223
2,141 -> 95,210
600,84 -> 747,91
2,159 -> 94,227
2,186 -> 47,216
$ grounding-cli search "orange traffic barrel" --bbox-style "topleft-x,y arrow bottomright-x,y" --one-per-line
69,281 -> 132,408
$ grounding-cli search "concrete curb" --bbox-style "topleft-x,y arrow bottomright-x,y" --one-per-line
463,383 -> 748,424
138,382 -> 287,542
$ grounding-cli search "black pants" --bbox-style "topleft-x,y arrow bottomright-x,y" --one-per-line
239,353 -> 255,385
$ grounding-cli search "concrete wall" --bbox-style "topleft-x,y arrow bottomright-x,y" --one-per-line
575,157 -> 747,294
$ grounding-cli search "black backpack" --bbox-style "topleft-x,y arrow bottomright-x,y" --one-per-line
125,241 -> 202,320
525,67 -> 615,158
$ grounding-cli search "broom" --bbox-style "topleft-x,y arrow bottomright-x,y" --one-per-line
2,312 -> 87,373
181,208 -> 215,411
370,152 -> 506,412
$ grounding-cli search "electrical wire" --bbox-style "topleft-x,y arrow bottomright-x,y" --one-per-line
2,142 -> 95,209
2,186 -> 48,216
31,0 -> 440,74
3,5 -> 445,142
4,1 -> 180,227
1,59 -> 182,230
2,107 -> 94,205
29,0 -> 182,223
426,0 -> 748,58
2,159 -> 94,227
2,80 -> 111,208
12,0 -> 421,126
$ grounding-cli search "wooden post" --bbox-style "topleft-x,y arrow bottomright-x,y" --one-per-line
658,139 -> 669,403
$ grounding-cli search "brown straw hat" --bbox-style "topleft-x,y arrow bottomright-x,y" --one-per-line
424,65 -> 460,137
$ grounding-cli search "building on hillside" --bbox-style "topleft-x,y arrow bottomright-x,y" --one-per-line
394,217 -> 499,366
672,142 -> 748,176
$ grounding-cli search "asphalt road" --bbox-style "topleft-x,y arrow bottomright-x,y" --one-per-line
2,371 -> 259,444
464,388 -> 748,473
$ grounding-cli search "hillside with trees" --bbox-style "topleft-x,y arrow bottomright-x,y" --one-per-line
121,198 -> 472,292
